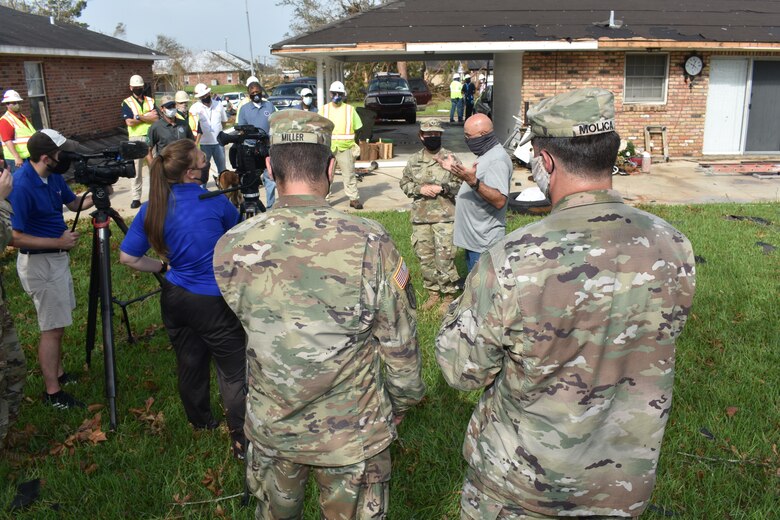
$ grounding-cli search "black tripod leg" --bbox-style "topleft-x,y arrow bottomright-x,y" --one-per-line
95,220 -> 119,430
85,225 -> 100,367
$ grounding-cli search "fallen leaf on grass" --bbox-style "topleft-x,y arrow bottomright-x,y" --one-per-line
726,407 -> 739,417
49,413 -> 108,456
215,504 -> 227,518
201,467 -> 224,497
142,380 -> 160,392
172,493 -> 192,505
129,397 -> 165,435
81,461 -> 98,475
87,403 -> 104,412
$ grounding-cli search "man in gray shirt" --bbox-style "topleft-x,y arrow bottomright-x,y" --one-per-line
441,114 -> 512,271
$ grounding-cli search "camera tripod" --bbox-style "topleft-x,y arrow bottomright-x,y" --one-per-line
80,185 -> 163,430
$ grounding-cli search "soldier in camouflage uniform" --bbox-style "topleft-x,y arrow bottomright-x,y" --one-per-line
0,161 -> 25,449
400,119 -> 463,312
213,109 -> 425,519
435,88 -> 696,519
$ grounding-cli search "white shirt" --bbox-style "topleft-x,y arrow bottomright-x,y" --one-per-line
189,100 -> 227,145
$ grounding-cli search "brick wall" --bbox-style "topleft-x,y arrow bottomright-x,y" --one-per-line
2,56 -> 154,139
182,71 -> 242,88
522,50 -> 778,158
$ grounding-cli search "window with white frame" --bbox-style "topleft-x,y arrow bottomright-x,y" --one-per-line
24,62 -> 49,128
227,73 -> 233,84
624,54 -> 668,103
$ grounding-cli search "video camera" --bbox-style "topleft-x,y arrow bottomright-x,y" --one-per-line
62,141 -> 149,186
214,125 -> 270,216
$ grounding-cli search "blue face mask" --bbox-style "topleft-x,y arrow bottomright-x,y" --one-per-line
331,94 -> 343,104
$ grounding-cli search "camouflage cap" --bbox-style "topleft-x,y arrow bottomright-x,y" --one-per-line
268,109 -> 334,148
420,119 -> 444,133
518,88 -> 615,146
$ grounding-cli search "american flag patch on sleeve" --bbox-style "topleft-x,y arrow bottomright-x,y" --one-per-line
393,257 -> 410,289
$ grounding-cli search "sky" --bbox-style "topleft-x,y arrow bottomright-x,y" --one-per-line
79,0 -> 295,64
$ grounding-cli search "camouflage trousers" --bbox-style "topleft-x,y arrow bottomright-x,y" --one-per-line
0,306 -> 26,450
411,222 -> 460,294
247,443 -> 390,519
461,469 -> 632,519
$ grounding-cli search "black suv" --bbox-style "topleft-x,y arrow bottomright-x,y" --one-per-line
268,80 -> 317,111
364,73 -> 417,123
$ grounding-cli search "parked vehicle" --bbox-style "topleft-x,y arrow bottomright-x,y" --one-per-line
364,73 -> 417,124
268,81 -> 317,110
222,92 -> 245,113
408,78 -> 432,107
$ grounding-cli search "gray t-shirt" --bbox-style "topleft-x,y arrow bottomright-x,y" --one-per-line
453,143 -> 512,252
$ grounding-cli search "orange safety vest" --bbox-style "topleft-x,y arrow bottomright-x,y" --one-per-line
123,95 -> 155,137
0,111 -> 36,159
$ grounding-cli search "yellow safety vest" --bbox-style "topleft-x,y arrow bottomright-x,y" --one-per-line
176,111 -> 198,137
323,103 -> 360,153
450,80 -> 463,99
0,111 -> 36,159
123,95 -> 155,137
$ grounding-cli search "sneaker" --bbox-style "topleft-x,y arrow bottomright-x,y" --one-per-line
130,200 -> 141,209
349,199 -> 364,209
43,390 -> 85,410
57,372 -> 77,387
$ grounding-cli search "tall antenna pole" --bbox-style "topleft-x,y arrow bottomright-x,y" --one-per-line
245,0 -> 256,77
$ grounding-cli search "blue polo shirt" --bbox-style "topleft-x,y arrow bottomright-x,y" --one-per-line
120,183 -> 239,296
9,161 -> 76,237
237,100 -> 275,133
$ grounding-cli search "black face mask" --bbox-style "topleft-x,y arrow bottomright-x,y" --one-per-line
199,166 -> 209,185
48,155 -> 71,174
201,96 -> 211,105
422,136 -> 442,152
465,131 -> 500,156
251,93 -> 262,103
132,87 -> 144,96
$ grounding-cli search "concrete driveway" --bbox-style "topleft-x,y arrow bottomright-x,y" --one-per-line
67,117 -> 780,222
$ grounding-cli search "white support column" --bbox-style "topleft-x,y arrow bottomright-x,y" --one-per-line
316,58 -> 325,110
493,52 -> 524,144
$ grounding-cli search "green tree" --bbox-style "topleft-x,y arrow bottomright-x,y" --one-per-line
0,0 -> 88,26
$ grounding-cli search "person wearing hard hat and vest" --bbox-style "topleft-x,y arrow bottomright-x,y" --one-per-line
122,75 -> 158,209
0,90 -> 37,174
174,90 -> 199,145
449,74 -> 464,124
322,81 -> 363,209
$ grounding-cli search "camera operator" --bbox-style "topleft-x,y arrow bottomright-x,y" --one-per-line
8,129 -> 97,410
145,95 -> 194,166
237,81 -> 276,208
119,140 -> 247,459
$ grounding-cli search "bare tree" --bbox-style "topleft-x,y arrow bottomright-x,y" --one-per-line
147,35 -> 192,91
112,21 -> 126,39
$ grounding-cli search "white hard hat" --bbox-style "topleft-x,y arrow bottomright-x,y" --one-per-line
193,83 -> 212,98
464,74 -> 471,80
2,90 -> 23,103
300,88 -> 313,97
453,74 -> 460,80
129,75 -> 144,87
329,81 -> 346,94
174,90 -> 189,103
245,76 -> 259,87
478,74 -> 486,80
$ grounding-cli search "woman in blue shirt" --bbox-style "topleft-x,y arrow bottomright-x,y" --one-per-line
120,139 -> 246,458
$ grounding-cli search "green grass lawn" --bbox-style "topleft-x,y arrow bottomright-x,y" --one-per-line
0,202 -> 778,518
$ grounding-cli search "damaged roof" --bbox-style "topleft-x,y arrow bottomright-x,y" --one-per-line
0,6 -> 161,59
273,0 -> 779,50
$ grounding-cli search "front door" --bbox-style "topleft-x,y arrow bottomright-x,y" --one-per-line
745,61 -> 780,152
703,58 -> 748,154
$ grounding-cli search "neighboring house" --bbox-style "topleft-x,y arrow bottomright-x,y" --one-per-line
154,50 -> 252,89
271,0 -> 780,158
0,6 -> 164,139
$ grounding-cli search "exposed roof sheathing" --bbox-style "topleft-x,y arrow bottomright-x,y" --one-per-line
273,0 -> 780,53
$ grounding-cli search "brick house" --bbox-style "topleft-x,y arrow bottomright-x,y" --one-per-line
271,0 -> 780,158
0,6 -> 163,140
155,51 -> 252,91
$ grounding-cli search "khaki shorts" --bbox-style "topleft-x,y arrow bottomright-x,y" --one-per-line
17,252 -> 75,331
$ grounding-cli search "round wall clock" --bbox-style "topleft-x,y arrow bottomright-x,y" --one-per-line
685,55 -> 704,77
